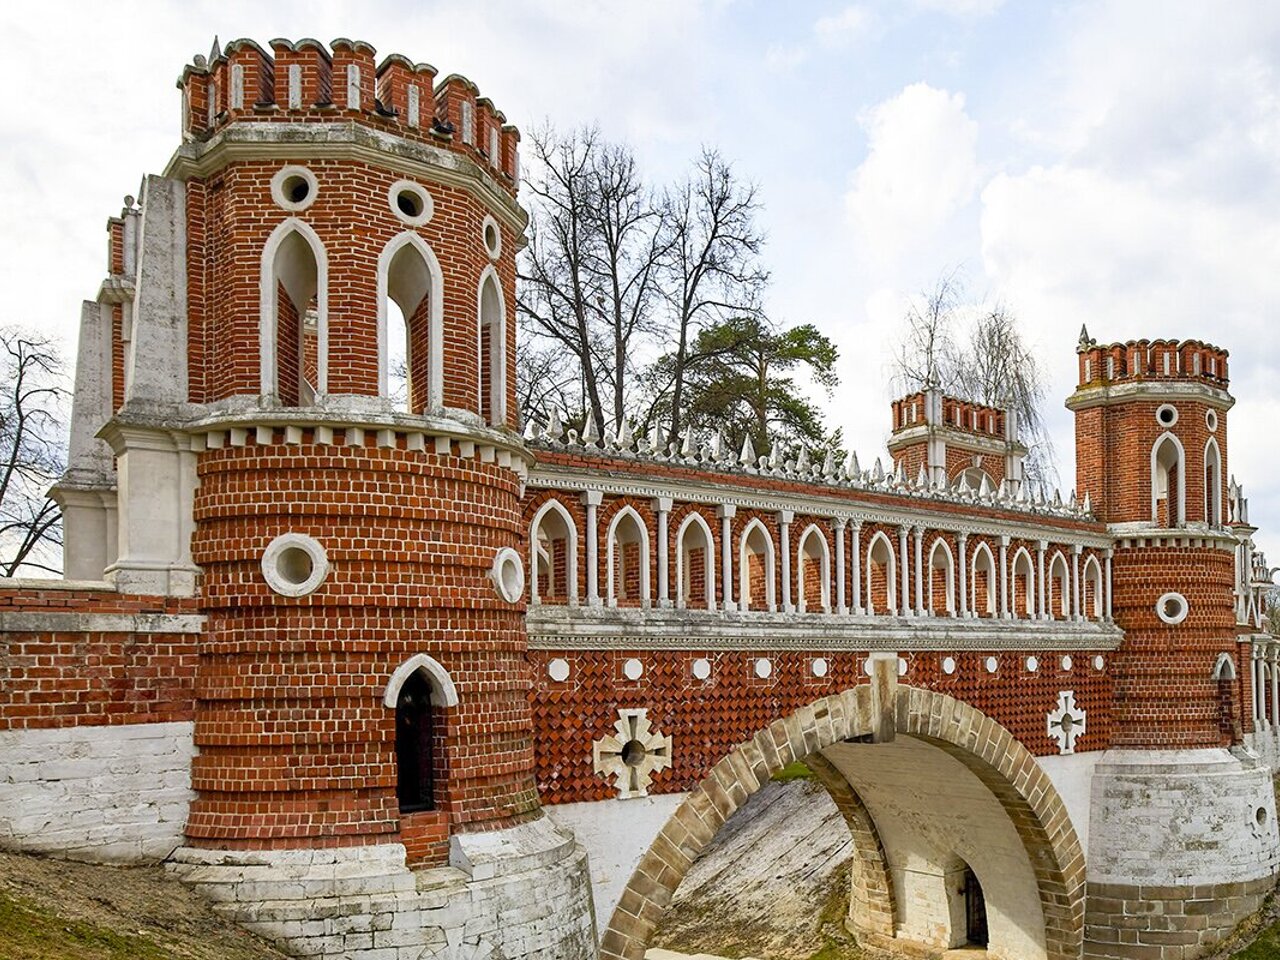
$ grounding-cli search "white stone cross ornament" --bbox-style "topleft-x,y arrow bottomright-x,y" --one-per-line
1047,690 -> 1086,755
593,707 -> 673,799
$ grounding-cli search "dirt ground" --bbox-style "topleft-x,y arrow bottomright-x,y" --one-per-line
0,849 -> 288,960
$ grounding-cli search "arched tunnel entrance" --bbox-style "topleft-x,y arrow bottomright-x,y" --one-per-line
600,677 -> 1085,960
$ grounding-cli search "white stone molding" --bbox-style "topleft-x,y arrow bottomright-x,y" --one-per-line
490,546 -> 525,603
999,534 -> 1011,620
547,658 -> 571,682
592,708 -> 672,800
1212,651 -> 1236,682
1072,544 -> 1083,622
623,658 -> 644,681
386,178 -> 434,227
926,535 -> 956,615
376,230 -> 443,409
754,657 -> 773,679
383,653 -> 459,708
865,530 -> 897,616
812,657 -> 829,678
1150,431 -> 1187,526
0,611 -> 204,634
1155,402 -> 1179,428
481,214 -> 502,260
1037,541 -> 1048,621
1047,691 -> 1086,754
692,657 -> 712,680
261,533 -> 329,597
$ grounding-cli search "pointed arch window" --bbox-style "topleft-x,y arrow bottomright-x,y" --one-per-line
606,508 -> 651,607
395,669 -> 434,812
1205,438 -> 1222,526
530,500 -> 578,605
478,269 -> 507,426
739,519 -> 776,612
1152,433 -> 1185,527
929,539 -> 956,616
260,219 -> 328,404
1012,548 -> 1036,619
797,525 -> 831,613
676,513 -> 716,610
378,233 -> 443,413
866,533 -> 896,615
1048,554 -> 1071,619
971,543 -> 996,617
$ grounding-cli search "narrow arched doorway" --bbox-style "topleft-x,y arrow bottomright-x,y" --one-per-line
963,862 -> 989,948
395,669 -> 435,812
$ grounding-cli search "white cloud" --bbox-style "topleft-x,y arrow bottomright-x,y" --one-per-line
765,41 -> 808,72
814,5 -> 873,46
912,0 -> 1005,16
844,83 -> 979,260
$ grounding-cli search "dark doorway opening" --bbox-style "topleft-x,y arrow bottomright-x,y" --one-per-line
964,863 -> 989,946
395,670 -> 434,812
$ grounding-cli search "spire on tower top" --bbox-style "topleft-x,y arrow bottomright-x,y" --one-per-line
208,36 -> 222,63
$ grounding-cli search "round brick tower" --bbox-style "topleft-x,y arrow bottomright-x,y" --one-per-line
1068,328 -> 1277,959
88,37 -> 599,958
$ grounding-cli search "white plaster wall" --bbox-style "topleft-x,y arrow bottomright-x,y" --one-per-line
0,721 -> 195,862
824,737 -> 1049,960
1036,750 -> 1101,856
1245,729 -> 1280,772
546,792 -> 687,931
1087,748 -> 1280,885
170,815 -> 597,960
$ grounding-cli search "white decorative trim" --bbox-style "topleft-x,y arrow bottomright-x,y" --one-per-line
0,611 -> 204,634
387,179 -> 434,227
548,658 -> 571,682
269,164 -> 319,212
376,231 -> 444,408
383,653 -> 459,708
1026,656 -> 1040,672
1157,591 -> 1190,625
1213,652 -> 1237,681
942,656 -> 957,675
491,546 -> 525,603
259,217 -> 329,397
754,657 -> 773,679
1206,408 -> 1219,432
261,533 -> 329,597
1093,654 -> 1105,671
1047,690 -> 1086,754
811,657 -> 829,678
481,214 -> 502,260
623,657 -> 644,681
985,656 -> 999,673
592,708 -> 672,799
1155,403 -> 1179,427
477,266 -> 508,425
692,658 -> 712,680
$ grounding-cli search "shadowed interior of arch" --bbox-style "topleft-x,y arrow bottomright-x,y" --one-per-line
605,686 -> 1085,960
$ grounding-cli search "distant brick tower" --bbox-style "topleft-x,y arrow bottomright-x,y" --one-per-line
1067,328 -> 1275,957
888,387 -> 1026,492
51,37 -> 596,959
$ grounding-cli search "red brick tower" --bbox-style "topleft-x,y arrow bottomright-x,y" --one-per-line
1068,328 -> 1234,746
888,388 -> 1026,491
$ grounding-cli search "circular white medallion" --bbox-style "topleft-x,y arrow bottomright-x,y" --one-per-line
692,658 -> 712,681
811,657 -> 829,678
1026,656 -> 1039,672
755,658 -> 773,679
387,179 -> 434,227
985,656 -> 999,674
898,656 -> 908,676
547,658 -> 570,682
942,656 -> 957,675
1061,655 -> 1074,671
270,164 -> 319,212
1093,655 -> 1105,671
1156,592 -> 1189,626
490,547 -> 525,603
623,658 -> 644,681
482,214 -> 502,260
1155,403 -> 1179,427
261,533 -> 329,597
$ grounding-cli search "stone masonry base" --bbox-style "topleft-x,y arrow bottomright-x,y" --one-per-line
1084,877 -> 1275,960
167,815 -> 597,960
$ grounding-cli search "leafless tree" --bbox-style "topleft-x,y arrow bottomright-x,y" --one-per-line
1,328 -> 67,577
656,149 -> 769,441
890,275 -> 1057,488
516,336 -> 579,431
517,125 -> 667,433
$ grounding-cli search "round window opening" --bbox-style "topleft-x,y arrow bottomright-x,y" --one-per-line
396,190 -> 423,218
1156,403 -> 1179,427
387,180 -> 434,226
1257,806 -> 1269,828
1157,591 -> 1189,625
270,165 -> 319,213
1206,409 -> 1219,432
277,546 -> 314,585
284,175 -> 310,204
621,739 -> 648,767
261,533 -> 329,597
482,215 -> 502,260
490,547 -> 525,604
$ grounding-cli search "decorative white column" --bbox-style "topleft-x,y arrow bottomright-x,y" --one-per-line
957,532 -> 969,618
1250,649 -> 1260,724
1104,549 -> 1114,620
851,521 -> 863,615
1072,544 -> 1083,622
778,510 -> 794,613
998,535 -> 1010,619
583,491 -> 603,606
654,496 -> 672,608
834,518 -> 848,614
898,525 -> 911,616
718,504 -> 736,611
914,526 -> 925,616
1037,541 -> 1048,621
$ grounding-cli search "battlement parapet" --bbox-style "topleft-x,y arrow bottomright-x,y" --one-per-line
1076,327 -> 1229,391
525,411 -> 1091,521
177,37 -> 519,195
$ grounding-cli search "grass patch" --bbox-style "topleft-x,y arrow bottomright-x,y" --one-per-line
1232,918 -> 1280,960
772,761 -> 815,783
0,891 -> 169,960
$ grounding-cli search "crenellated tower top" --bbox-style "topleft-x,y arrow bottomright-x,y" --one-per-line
1075,326 -> 1229,392
177,37 -> 520,195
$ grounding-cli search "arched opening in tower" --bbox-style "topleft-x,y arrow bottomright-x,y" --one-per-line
395,668 -> 435,813
386,242 -> 434,413
479,272 -> 505,426
271,230 -> 320,406
1153,435 -> 1184,526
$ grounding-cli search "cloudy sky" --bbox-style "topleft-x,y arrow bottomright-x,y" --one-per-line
1,1 -> 1278,555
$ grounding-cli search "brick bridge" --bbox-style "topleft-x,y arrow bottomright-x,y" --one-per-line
0,34 -> 1277,960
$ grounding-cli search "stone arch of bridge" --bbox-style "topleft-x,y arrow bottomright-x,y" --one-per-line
600,683 -> 1085,960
